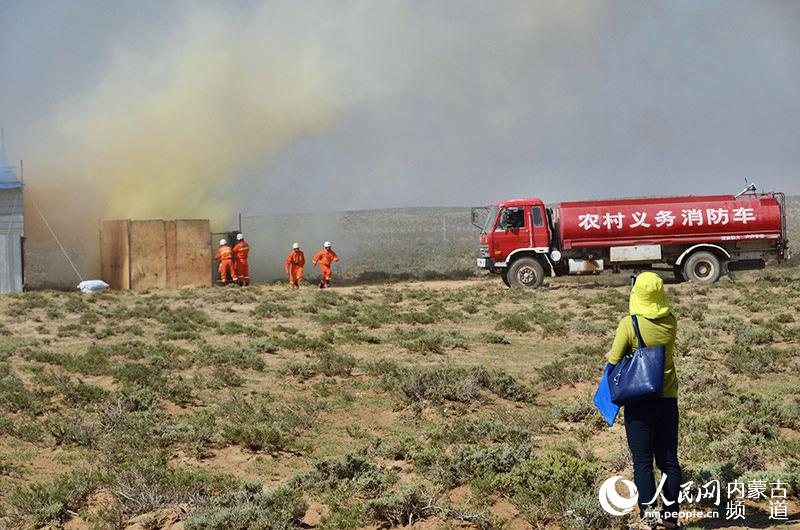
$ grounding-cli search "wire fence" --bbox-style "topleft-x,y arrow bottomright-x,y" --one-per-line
233,207 -> 479,283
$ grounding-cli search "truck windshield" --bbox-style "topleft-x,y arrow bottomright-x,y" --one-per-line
482,206 -> 499,233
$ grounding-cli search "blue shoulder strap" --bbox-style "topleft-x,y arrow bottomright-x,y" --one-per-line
631,315 -> 646,349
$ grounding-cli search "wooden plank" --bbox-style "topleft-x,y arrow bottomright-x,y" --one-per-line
129,220 -> 167,291
175,219 -> 211,287
165,220 -> 178,288
100,220 -> 130,290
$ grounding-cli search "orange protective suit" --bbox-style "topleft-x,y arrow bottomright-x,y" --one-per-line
232,240 -> 251,286
215,245 -> 238,285
285,250 -> 305,289
313,248 -> 339,288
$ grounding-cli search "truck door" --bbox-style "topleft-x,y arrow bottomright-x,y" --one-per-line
492,206 -> 529,263
530,204 -> 550,249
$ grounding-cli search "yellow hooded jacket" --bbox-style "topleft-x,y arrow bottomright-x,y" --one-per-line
608,272 -> 678,399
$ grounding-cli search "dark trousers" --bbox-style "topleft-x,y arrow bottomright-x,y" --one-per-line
624,397 -> 682,524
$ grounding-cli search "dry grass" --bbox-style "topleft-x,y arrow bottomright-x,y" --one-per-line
0,268 -> 798,529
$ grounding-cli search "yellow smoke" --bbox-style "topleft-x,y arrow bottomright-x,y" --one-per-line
17,1 -> 604,286
47,6 -> 339,228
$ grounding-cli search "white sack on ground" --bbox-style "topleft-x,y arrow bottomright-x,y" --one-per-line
77,280 -> 109,293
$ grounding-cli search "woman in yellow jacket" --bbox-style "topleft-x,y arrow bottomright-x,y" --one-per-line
605,272 -> 680,530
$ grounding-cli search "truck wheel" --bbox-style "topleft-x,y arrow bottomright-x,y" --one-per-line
683,251 -> 721,284
501,269 -> 511,288
508,258 -> 545,289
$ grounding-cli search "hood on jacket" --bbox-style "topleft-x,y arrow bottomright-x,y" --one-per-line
629,272 -> 670,319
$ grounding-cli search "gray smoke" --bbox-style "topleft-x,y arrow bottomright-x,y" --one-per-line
1,0 -> 798,284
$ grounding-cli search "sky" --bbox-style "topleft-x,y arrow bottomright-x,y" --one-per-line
0,0 -> 798,228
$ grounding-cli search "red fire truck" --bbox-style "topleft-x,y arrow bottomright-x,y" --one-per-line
473,185 -> 789,288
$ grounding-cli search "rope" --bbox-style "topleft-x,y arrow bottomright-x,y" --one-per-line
33,199 -> 84,282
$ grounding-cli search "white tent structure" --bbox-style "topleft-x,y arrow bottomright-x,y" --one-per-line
0,131 -> 24,293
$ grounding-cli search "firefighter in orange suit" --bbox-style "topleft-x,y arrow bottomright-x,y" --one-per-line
232,233 -> 251,286
215,239 -> 238,285
313,241 -> 339,288
285,243 -> 305,289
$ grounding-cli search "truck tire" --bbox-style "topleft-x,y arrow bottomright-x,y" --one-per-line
500,269 -> 511,288
683,251 -> 721,284
508,258 -> 545,289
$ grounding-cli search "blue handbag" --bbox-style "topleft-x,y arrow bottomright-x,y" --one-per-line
609,315 -> 666,406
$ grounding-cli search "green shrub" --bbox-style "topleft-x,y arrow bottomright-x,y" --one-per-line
363,358 -> 402,377
64,296 -> 90,313
104,457 -> 230,519
252,301 -> 295,318
5,468 -> 101,527
281,351 -> 359,379
533,313 -> 567,337
314,351 -> 358,377
723,344 -> 790,378
319,502 -> 367,530
429,416 -> 534,445
6,292 -> 53,318
435,505 -> 502,530
491,451 -> 603,519
219,395 -> 318,453
219,321 -> 266,337
461,303 -> 479,314
413,444 -> 533,489
312,305 -> 359,325
586,290 -> 628,312
557,395 -> 596,423
45,412 -> 99,447
496,314 -> 532,333
195,345 -> 267,371
338,326 -> 381,344
0,369 -> 51,415
186,482 -> 307,529
538,357 -> 596,389
480,332 -> 510,344
364,484 -> 437,527
393,328 -> 470,354
113,360 -> 162,388
738,468 -> 800,497
276,332 -> 329,352
707,431 -> 768,480
563,491 -> 617,529
162,410 -> 217,457
383,364 -> 535,405
400,332 -> 443,354
298,453 -> 398,497
573,320 -> 608,337
209,365 -> 245,388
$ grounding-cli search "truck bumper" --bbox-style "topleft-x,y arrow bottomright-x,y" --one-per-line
477,258 -> 507,270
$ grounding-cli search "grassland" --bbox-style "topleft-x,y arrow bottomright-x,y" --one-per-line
0,268 -> 798,529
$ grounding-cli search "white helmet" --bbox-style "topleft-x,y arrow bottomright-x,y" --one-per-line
220,239 -> 227,246
236,233 -> 244,240
292,242 -> 300,249
324,241 -> 332,248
